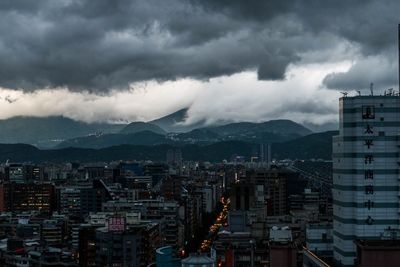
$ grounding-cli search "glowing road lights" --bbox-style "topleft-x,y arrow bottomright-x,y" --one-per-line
200,197 -> 230,251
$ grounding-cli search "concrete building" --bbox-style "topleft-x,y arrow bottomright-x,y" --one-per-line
246,169 -> 299,216
230,181 -> 255,211
95,226 -> 141,267
59,187 -> 81,215
1,183 -> 55,213
201,185 -> 214,214
306,223 -> 333,264
332,95 -> 400,266
80,180 -> 111,216
78,225 -> 97,267
354,239 -> 400,267
40,220 -> 64,246
270,244 -> 297,267
6,163 -> 25,183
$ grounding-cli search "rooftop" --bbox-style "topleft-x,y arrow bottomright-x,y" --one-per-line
355,239 -> 400,249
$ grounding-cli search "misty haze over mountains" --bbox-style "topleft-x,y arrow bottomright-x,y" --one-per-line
0,108 -> 337,162
0,108 -> 337,148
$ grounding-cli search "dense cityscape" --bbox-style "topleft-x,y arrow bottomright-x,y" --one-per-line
0,139 -> 334,266
2,91 -> 400,266
0,1 -> 400,267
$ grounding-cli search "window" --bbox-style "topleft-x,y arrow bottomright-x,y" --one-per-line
380,117 -> 384,121
362,106 -> 375,119
379,131 -> 385,136
322,233 -> 327,241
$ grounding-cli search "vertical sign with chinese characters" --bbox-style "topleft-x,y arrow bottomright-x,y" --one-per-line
362,105 -> 375,225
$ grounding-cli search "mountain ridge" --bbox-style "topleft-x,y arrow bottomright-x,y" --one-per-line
119,122 -> 166,135
55,119 -> 312,149
0,111 -> 335,150
0,131 -> 335,163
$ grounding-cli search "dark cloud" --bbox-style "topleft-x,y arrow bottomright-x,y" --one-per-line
323,51 -> 398,90
0,0 -> 398,91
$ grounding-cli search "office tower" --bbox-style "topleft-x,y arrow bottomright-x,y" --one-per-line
1,183 -> 55,213
95,223 -> 141,267
59,187 -> 81,215
333,95 -> 400,266
6,164 -> 24,183
80,180 -> 111,216
230,181 -> 255,211
166,149 -> 183,166
247,169 -> 295,216
259,143 -> 271,165
40,219 -> 64,246
24,165 -> 44,181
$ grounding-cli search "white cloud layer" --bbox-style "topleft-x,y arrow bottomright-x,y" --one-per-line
0,61 -> 351,126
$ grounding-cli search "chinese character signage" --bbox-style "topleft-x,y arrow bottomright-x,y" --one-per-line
108,216 -> 126,232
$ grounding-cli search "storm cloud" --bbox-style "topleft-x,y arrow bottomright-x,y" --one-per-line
0,0 -> 398,91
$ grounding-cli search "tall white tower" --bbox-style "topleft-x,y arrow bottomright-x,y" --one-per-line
333,95 -> 400,266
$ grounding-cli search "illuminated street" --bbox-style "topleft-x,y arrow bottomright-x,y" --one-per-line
200,197 -> 230,251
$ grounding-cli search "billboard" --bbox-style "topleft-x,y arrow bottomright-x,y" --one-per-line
108,216 -> 126,232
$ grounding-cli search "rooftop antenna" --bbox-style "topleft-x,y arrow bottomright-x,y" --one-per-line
370,83 -> 374,96
340,92 -> 348,97
357,90 -> 361,96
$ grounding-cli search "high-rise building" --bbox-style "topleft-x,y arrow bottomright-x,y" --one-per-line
79,225 -> 97,267
80,180 -> 111,216
166,149 -> 182,167
58,187 -> 82,215
6,164 -> 24,183
95,225 -> 141,267
259,143 -> 271,165
230,181 -> 255,211
247,169 -> 293,216
333,95 -> 400,266
1,183 -> 55,213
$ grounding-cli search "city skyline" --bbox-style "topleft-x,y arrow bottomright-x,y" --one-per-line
1,2 -> 400,267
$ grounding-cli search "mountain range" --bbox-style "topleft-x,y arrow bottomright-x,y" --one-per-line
0,131 -> 337,163
0,108 -> 338,161
56,119 -> 312,149
0,109 -> 315,148
0,116 -> 125,148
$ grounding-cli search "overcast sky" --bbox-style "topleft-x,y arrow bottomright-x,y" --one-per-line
0,0 -> 398,126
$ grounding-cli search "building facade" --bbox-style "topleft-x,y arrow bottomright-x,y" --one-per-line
332,95 -> 400,266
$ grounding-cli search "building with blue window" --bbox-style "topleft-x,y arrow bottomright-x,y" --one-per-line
332,95 -> 400,266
